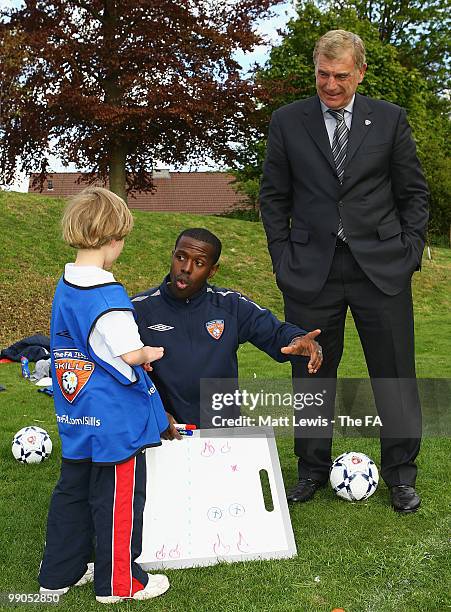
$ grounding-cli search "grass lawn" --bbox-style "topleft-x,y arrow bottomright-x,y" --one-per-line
0,191 -> 450,611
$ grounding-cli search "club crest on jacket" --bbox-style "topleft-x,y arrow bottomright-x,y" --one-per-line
205,319 -> 225,340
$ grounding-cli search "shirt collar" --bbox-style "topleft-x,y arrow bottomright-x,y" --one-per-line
320,94 -> 355,117
64,263 -> 115,286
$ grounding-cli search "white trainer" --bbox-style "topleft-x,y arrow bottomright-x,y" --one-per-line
39,587 -> 69,595
74,562 -> 94,586
96,574 -> 170,604
39,562 -> 94,595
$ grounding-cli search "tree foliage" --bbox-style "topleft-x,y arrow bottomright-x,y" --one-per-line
322,0 -> 450,94
0,0 -> 282,200
231,1 -> 450,239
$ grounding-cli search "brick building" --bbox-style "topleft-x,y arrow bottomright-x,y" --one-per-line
28,171 -> 247,215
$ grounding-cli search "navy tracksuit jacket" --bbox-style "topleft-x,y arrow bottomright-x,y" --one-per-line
132,277 -> 307,427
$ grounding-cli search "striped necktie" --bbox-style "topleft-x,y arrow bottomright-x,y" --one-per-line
328,108 -> 348,242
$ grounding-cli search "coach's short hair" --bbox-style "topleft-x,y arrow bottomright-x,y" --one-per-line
175,228 -> 222,264
62,187 -> 133,249
313,30 -> 366,70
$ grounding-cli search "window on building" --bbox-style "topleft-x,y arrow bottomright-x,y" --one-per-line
47,179 -> 53,190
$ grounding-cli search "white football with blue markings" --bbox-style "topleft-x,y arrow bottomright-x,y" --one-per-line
330,452 -> 379,501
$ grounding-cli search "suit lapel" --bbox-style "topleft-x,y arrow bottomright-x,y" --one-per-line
301,96 -> 336,173
300,94 -> 373,175
345,93 -> 373,168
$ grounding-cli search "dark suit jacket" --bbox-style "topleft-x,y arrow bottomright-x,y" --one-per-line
259,93 -> 429,304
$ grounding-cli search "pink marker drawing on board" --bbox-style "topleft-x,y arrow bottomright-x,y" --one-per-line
201,441 -> 215,457
169,544 -> 181,559
237,531 -> 250,553
156,544 -> 166,560
213,533 -> 230,555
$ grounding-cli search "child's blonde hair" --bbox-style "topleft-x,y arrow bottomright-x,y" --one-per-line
62,187 -> 134,249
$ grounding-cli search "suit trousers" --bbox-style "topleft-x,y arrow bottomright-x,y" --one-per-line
38,452 -> 149,597
283,242 -> 421,487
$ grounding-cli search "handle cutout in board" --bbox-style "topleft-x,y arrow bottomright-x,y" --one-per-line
259,469 -> 274,512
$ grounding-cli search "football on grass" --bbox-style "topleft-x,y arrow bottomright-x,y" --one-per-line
12,426 -> 52,464
330,451 -> 378,501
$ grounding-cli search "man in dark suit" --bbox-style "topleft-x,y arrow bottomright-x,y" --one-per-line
259,30 -> 429,513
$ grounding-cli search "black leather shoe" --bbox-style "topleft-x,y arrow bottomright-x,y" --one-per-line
390,485 -> 421,513
287,478 -> 324,503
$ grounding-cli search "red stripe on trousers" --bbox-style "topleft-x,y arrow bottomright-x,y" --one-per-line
112,457 -> 136,597
132,577 -> 145,596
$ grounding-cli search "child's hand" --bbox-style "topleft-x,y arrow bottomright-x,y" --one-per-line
121,346 -> 164,369
144,346 -> 164,361
142,346 -> 164,371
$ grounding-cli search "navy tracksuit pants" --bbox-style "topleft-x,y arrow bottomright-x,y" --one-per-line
38,452 -> 149,597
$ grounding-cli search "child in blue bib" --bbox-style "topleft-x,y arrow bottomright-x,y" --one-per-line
38,187 -> 170,603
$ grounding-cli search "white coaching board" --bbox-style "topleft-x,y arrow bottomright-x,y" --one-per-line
137,427 -> 297,569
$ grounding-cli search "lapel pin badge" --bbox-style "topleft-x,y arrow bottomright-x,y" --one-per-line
365,119 -> 372,126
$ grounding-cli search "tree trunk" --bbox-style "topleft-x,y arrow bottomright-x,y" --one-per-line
102,2 -> 127,202
109,141 -> 127,203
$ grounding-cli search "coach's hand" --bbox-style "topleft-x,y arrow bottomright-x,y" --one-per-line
280,329 -> 323,374
161,412 -> 182,440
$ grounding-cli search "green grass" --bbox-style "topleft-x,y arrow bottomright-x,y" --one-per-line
0,191 -> 450,611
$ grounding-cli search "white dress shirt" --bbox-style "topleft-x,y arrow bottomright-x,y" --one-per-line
320,95 -> 355,146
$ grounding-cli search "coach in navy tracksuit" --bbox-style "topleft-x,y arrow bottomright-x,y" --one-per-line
132,228 -> 323,432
